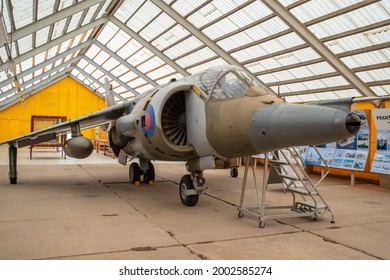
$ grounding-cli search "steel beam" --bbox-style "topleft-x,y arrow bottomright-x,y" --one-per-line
0,57 -> 79,99
82,56 -> 139,96
72,65 -> 127,102
0,17 -> 108,72
260,0 -> 377,98
0,71 -> 70,110
94,41 -> 158,86
9,0 -> 104,42
109,16 -> 189,77
0,40 -> 93,89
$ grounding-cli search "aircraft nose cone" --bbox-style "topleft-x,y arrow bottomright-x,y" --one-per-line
345,113 -> 361,134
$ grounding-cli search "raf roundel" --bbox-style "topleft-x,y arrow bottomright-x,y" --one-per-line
141,104 -> 156,139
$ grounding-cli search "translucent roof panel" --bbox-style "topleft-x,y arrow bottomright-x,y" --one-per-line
0,0 -> 389,109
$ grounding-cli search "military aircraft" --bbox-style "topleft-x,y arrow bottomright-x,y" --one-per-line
1,65 -> 362,206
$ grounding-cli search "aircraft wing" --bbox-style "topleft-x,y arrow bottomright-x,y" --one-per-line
0,103 -> 126,148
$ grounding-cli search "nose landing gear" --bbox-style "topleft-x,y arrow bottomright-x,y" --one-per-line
179,171 -> 206,207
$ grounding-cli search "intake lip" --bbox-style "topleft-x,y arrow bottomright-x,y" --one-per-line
345,113 -> 362,134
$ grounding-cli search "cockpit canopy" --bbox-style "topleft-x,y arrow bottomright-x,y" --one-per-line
187,66 -> 268,100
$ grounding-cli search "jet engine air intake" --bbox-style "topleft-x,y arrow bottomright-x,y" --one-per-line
161,91 -> 187,146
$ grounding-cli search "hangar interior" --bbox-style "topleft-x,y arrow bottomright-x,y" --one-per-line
0,0 -> 390,260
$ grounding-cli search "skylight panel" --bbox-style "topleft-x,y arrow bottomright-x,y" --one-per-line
140,13 -> 176,42
371,85 -> 390,96
127,1 -> 161,33
128,77 -> 146,89
46,46 -> 58,60
117,39 -> 143,59
52,18 -> 67,40
120,71 -> 138,82
13,0 -> 33,29
203,18 -> 238,40
36,26 -> 50,47
334,89 -> 361,98
85,44 -> 101,60
94,50 -> 111,65
67,11 -> 84,33
96,0 -> 113,19
114,0 -> 141,23
172,0 -> 205,16
82,3 -> 100,26
290,0 -> 339,23
152,24 -> 190,51
97,22 -> 119,45
175,47 -> 216,68
17,34 -> 33,55
127,47 -> 153,66
110,64 -> 129,78
102,57 -> 120,72
106,30 -> 130,53
357,68 -> 390,82
20,58 -> 33,72
91,69 -> 105,80
147,65 -> 176,80
37,0 -> 54,20
58,39 -> 71,53
0,47 -> 7,64
164,37 -> 203,59
284,95 -> 303,103
342,50 -> 389,68
186,58 -> 227,75
84,64 -> 97,74
137,57 -> 165,73
58,0 -> 73,10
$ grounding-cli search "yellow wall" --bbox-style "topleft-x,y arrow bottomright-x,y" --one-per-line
0,77 -> 106,142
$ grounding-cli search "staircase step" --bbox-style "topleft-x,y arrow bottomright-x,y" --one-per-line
296,200 -> 327,210
269,159 -> 288,165
287,187 -> 317,195
278,173 -> 301,181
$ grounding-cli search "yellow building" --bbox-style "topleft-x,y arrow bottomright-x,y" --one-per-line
0,77 -> 106,142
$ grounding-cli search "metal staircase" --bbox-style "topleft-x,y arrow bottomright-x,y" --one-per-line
238,147 -> 335,228
269,147 -> 335,222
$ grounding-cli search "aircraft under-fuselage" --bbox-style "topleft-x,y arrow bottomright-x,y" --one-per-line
1,65 -> 363,206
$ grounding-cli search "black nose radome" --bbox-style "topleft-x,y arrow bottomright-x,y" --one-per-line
346,113 -> 361,134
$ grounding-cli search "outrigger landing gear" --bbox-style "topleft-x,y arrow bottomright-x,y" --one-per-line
8,144 -> 18,184
129,159 -> 155,186
179,171 -> 206,207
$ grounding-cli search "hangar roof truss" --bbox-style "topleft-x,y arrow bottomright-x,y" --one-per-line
0,0 -> 389,109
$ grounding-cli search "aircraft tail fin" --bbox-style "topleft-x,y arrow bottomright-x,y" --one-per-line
104,78 -> 116,107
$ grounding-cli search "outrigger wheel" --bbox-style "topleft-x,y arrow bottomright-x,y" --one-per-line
230,167 -> 238,178
179,175 -> 199,207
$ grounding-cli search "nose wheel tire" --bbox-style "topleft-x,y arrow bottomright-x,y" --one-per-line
179,175 -> 199,207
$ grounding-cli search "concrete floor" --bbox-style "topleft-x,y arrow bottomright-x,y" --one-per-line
0,146 -> 390,260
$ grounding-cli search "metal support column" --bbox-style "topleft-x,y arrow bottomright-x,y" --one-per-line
8,144 -> 18,184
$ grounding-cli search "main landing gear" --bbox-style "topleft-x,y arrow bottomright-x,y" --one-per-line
129,159 -> 155,186
128,159 -> 206,207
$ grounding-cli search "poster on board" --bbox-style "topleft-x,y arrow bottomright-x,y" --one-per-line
370,109 -> 390,174
331,110 -> 369,171
302,110 -> 369,171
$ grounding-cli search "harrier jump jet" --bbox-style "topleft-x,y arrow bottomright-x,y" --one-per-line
1,65 -> 362,206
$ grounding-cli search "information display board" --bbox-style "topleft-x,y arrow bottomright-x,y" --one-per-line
370,109 -> 390,174
302,110 -> 369,171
